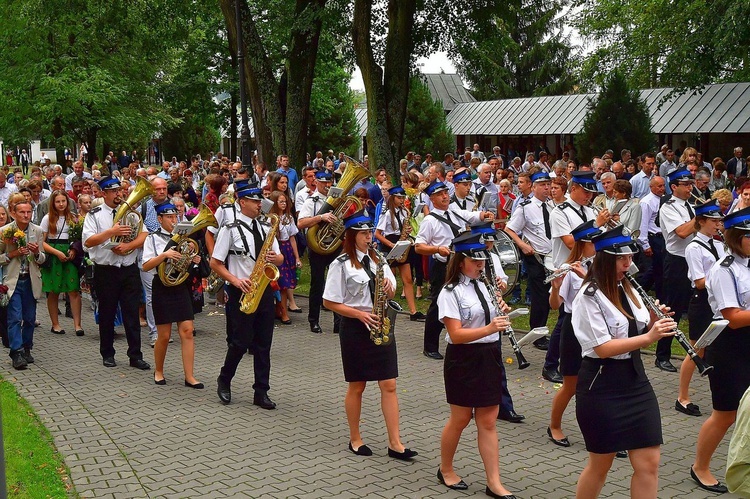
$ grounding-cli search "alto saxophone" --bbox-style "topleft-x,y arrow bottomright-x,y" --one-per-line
239,213 -> 281,314
369,244 -> 402,345
393,208 -> 413,264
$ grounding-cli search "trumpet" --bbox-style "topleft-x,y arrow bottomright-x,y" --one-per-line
590,200 -> 640,238
543,255 -> 595,283
480,271 -> 529,369
623,270 -> 713,376
690,192 -> 707,204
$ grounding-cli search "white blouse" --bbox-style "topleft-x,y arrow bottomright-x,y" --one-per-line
438,273 -> 500,345
40,214 -> 71,239
323,249 -> 396,312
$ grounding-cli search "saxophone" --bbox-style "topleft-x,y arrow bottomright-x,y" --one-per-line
369,244 -> 402,345
393,207 -> 413,264
239,213 -> 281,314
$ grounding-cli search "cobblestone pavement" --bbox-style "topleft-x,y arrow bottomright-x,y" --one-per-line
0,296 -> 736,498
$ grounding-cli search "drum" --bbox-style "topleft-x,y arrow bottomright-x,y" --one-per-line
493,230 -> 521,298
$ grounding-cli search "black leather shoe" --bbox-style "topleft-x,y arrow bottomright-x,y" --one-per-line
154,376 -> 166,385
485,486 -> 517,499
129,359 -> 151,370
50,327 -> 66,335
533,337 -> 549,350
184,380 -> 204,389
75,329 -> 85,337
102,357 -> 117,368
547,426 -> 571,447
11,351 -> 27,370
542,367 -> 563,383
423,350 -> 444,360
437,468 -> 469,490
690,466 -> 728,493
655,359 -> 677,372
387,447 -> 418,461
348,442 -> 373,456
22,348 -> 34,364
498,409 -> 525,423
310,322 -> 322,334
410,311 -> 426,322
675,400 -> 702,416
217,376 -> 231,404
616,450 -> 628,458
253,393 -> 276,410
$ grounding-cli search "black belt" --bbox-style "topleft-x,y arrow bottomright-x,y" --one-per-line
47,238 -> 69,244
18,273 -> 29,280
648,232 -> 663,238
582,356 -> 631,365
228,250 -> 249,256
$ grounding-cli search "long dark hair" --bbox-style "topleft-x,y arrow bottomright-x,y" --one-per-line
48,190 -> 74,236
386,194 -> 405,229
581,251 -> 641,318
725,227 -> 748,257
444,252 -> 468,286
565,240 -> 588,265
342,228 -> 378,270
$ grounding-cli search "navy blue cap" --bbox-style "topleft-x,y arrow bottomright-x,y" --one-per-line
155,203 -> 177,216
388,186 -> 406,197
452,170 -> 472,183
694,200 -> 723,219
723,206 -> 750,230
471,222 -> 499,241
591,225 -> 639,254
236,183 -> 264,200
343,209 -> 374,230
451,232 -> 489,260
424,180 -> 449,196
315,171 -> 333,181
233,178 -> 251,191
667,167 -> 694,185
570,171 -> 598,192
98,176 -> 121,190
571,220 -> 602,242
530,171 -> 551,183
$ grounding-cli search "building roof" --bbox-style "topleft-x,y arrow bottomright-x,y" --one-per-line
446,82 -> 750,136
421,73 -> 476,112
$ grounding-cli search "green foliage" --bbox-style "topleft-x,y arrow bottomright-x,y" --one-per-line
448,0 -> 577,99
402,77 -> 454,161
161,119 -> 221,162
573,0 -> 750,92
576,71 -> 654,160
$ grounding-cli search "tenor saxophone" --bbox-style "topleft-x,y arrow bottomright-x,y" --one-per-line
239,213 -> 281,314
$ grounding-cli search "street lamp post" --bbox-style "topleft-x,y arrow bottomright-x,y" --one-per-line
235,0 -> 252,171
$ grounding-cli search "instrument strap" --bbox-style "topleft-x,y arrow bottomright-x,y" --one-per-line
429,212 -> 463,237
689,238 -> 719,261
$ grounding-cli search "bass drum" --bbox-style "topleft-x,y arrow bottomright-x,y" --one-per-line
493,230 -> 521,298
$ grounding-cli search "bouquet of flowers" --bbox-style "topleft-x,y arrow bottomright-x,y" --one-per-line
2,224 -> 26,247
68,216 -> 84,242
0,284 -> 9,307
403,187 -> 425,235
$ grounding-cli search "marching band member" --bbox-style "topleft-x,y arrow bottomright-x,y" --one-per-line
141,203 -> 204,388
547,220 -> 600,447
323,210 -> 417,461
572,225 -> 676,499
655,167 -> 696,372
436,231 -> 517,498
212,184 -> 283,409
82,176 -> 150,370
677,200 -> 725,417
415,180 -> 495,360
374,185 -> 425,321
690,206 -> 750,494
449,169 -> 475,211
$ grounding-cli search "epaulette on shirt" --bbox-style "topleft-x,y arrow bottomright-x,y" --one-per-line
90,206 -> 102,214
721,255 -> 735,267
558,202 -> 571,210
583,281 -> 598,296
665,198 -> 676,204
224,221 -> 240,229
519,199 -> 532,207
444,283 -> 457,292
336,253 -> 350,263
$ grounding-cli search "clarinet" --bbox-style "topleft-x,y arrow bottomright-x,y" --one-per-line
480,271 -> 530,370
623,271 -> 713,376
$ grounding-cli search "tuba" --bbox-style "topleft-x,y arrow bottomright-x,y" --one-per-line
306,157 -> 369,255
157,204 -> 217,286
111,176 -> 154,255
239,213 -> 281,314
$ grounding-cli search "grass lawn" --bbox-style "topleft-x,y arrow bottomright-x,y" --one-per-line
1,377 -> 76,498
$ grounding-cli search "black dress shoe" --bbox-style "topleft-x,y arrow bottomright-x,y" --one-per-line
129,359 -> 151,370
675,400 -> 702,416
154,376 -> 166,385
348,442 -> 373,456
310,322 -> 322,334
11,351 -> 27,370
103,357 -> 117,368
387,447 -> 418,460
437,468 -> 469,490
690,466 -> 728,493
485,486 -> 517,499
654,358 -> 677,372
616,450 -> 628,458
498,409 -> 525,423
217,377 -> 231,404
533,337 -> 549,351
410,311 -> 426,322
542,367 -> 563,383
253,393 -> 276,410
423,350 -> 444,360
185,380 -> 204,389
547,427 -> 571,447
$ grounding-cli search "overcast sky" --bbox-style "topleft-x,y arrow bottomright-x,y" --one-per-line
350,51 -> 456,91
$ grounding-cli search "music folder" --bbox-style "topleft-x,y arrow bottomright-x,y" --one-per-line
693,320 -> 729,350
385,240 -> 411,261
517,327 -> 549,348
173,221 -> 193,235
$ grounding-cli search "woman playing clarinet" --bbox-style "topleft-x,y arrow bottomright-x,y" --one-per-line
572,225 -> 676,499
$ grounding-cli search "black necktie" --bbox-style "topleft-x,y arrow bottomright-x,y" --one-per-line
361,255 -> 376,302
112,209 -> 117,221
686,202 -> 695,219
579,205 -> 587,222
471,279 -> 491,324
251,220 -> 264,260
708,239 -> 719,261
542,202 -> 551,239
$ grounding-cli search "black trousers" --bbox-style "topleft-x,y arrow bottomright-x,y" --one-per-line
93,264 -> 143,361
219,285 -> 274,394
524,255 -> 550,329
636,233 -> 665,303
544,310 -> 567,371
307,249 -> 339,325
424,259 -> 448,353
657,253 -> 690,361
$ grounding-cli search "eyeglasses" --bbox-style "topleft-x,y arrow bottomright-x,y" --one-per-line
742,234 -> 750,239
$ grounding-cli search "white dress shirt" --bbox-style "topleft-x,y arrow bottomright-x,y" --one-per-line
637,192 -> 661,250
707,253 -> 750,319
323,250 -> 396,312
82,204 -> 145,267
549,200 -> 595,268
505,196 -> 552,255
212,212 -> 280,279
659,197 -> 695,256
685,232 -> 725,286
437,273 -> 500,345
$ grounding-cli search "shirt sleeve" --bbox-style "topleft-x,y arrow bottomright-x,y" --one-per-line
685,243 -> 705,283
142,235 -> 159,262
212,226 -> 232,263
322,259 -> 346,303
708,265 -> 743,312
437,287 -> 460,323
40,214 -> 49,234
82,212 -> 98,247
572,291 -> 615,353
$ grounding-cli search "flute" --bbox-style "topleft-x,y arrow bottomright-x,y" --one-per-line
543,255 -> 596,283
623,271 -> 713,376
480,271 -> 529,369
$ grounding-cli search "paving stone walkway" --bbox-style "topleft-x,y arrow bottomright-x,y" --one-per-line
0,296 -> 736,498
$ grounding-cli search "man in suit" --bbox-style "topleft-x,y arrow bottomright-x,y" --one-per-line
726,147 -> 747,180
0,200 -> 46,369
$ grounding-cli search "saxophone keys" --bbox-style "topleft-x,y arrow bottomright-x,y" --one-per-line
373,337 -> 382,346
382,335 -> 390,344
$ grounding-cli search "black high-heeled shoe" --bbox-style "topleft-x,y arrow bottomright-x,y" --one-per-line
547,426 -> 571,447
437,468 -> 468,490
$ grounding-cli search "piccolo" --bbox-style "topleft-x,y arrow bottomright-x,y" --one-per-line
623,271 -> 713,376
479,271 -> 529,369
543,255 -> 596,283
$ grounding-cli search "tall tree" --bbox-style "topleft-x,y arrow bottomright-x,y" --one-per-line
448,0 -> 577,100
576,70 -> 653,160
402,77 -> 453,160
